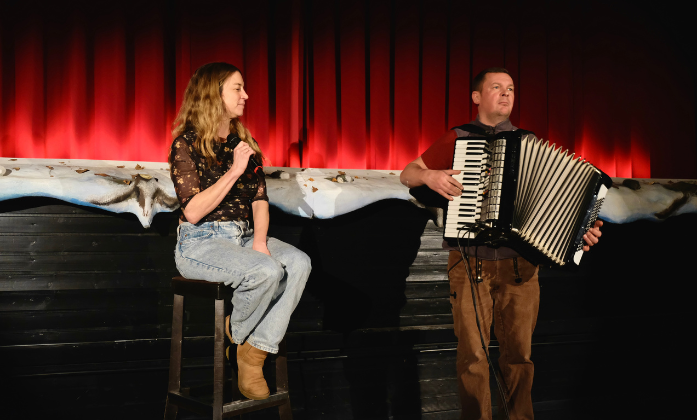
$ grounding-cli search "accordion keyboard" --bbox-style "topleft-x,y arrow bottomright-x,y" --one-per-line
444,139 -> 489,240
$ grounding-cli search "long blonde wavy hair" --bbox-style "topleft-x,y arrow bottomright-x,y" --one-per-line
171,62 -> 264,167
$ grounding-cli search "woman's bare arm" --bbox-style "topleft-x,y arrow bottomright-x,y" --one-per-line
181,142 -> 254,224
251,200 -> 270,256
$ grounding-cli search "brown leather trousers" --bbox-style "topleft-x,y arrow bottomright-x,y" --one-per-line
448,251 -> 540,420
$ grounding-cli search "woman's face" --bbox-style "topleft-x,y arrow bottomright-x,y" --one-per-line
221,71 -> 248,118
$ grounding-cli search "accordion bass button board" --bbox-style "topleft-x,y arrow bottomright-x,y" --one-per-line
444,133 -> 612,267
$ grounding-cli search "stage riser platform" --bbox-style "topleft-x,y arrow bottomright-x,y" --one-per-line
0,197 -> 693,419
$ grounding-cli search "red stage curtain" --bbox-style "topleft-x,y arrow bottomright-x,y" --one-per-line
0,0 -> 694,178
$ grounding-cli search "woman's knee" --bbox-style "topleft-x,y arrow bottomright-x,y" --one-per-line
295,250 -> 312,275
243,257 -> 285,290
261,259 -> 285,283
270,240 -> 310,266
285,249 -> 311,285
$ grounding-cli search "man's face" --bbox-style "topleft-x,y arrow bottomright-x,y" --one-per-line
471,72 -> 514,123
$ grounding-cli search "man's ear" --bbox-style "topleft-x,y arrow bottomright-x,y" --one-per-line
471,90 -> 480,105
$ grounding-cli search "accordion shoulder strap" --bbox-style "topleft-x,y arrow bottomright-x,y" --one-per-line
451,123 -> 536,139
451,123 -> 488,136
515,128 -> 536,138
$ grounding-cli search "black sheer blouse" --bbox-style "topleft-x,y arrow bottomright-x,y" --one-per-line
169,130 -> 268,224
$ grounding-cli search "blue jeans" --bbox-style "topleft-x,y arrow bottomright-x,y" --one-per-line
174,220 -> 311,354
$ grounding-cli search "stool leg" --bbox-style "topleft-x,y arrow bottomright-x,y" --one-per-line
276,338 -> 293,420
164,294 -> 184,420
213,299 -> 226,420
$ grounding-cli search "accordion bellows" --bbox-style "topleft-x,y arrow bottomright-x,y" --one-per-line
445,134 -> 612,266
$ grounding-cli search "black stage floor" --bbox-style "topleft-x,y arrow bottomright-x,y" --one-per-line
0,197 -> 694,419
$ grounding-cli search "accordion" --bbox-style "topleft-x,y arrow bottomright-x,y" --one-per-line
443,132 -> 611,266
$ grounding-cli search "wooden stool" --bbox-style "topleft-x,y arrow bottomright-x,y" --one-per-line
164,276 -> 293,420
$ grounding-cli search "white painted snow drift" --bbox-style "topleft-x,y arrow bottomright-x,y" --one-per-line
0,158 -> 694,228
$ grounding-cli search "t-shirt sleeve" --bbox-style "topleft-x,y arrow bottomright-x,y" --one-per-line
420,130 -> 458,170
251,168 -> 269,203
169,137 -> 200,210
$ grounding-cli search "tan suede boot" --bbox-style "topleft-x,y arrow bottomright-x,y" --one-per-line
237,341 -> 270,400
225,315 -> 234,343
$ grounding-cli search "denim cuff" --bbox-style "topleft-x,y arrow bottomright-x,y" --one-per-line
230,323 -> 279,354
247,337 -> 278,354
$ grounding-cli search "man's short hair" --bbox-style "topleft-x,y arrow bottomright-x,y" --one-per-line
472,67 -> 510,93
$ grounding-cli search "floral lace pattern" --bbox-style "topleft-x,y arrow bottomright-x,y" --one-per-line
169,130 -> 268,224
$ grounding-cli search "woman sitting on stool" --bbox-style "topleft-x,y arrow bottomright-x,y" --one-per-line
168,62 -> 311,400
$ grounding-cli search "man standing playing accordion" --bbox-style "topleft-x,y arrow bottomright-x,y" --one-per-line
400,68 -> 603,420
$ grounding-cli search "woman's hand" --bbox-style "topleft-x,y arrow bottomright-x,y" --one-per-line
582,219 -> 603,252
229,140 -> 255,177
252,240 -> 271,256
179,139 -> 251,224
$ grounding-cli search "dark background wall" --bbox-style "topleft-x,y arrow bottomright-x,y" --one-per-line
0,0 -> 696,178
0,197 -> 695,419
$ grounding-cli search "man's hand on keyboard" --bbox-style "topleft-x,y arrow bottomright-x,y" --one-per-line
423,169 -> 463,200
